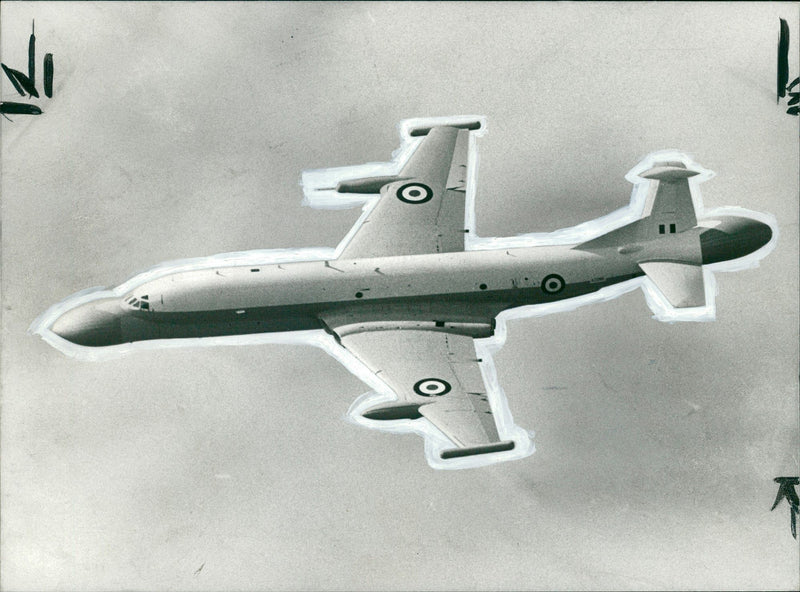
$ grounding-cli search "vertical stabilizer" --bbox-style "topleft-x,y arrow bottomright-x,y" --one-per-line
638,163 -> 700,238
576,162 -> 700,250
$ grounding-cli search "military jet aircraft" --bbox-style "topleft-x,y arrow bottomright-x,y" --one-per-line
33,117 -> 775,467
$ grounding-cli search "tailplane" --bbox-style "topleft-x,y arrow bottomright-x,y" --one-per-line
576,161 -> 708,309
638,261 -> 706,308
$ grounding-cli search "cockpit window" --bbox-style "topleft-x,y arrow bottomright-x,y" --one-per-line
123,294 -> 151,311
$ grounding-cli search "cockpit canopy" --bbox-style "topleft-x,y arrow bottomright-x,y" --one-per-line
123,294 -> 150,311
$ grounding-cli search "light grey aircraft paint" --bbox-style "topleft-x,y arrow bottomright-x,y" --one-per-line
32,117 -> 776,468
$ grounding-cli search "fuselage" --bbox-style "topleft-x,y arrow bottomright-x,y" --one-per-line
51,243 -> 635,346
48,216 -> 771,348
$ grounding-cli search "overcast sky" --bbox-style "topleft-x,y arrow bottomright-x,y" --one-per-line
2,2 -> 799,590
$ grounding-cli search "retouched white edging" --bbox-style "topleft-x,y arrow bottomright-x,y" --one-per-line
30,116 -> 778,470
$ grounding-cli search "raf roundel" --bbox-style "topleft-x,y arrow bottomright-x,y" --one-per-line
542,273 -> 565,295
396,182 -> 433,204
413,378 -> 452,397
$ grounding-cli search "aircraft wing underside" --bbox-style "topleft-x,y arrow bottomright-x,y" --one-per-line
323,321 -> 515,459
337,125 -> 473,260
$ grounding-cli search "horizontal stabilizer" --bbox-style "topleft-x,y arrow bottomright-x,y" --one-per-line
640,261 -> 706,308
641,165 -> 699,182
440,440 -> 515,460
408,120 -> 481,137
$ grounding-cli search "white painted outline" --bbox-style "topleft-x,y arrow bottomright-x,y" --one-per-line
29,116 -> 778,470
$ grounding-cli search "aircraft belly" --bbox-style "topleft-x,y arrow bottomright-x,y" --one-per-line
118,305 -> 325,343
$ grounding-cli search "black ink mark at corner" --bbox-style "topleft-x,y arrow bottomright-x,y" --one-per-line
44,53 -> 53,98
778,18 -> 790,102
28,20 -> 35,85
1,64 -> 38,98
2,64 -> 25,96
1,19 -> 54,121
771,476 -> 799,539
787,77 -> 800,115
1,102 -> 42,115
1,101 -> 43,121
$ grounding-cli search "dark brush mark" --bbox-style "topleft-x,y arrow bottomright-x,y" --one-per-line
1,19 -> 53,123
43,53 -> 53,98
2,64 -> 26,96
28,20 -> 35,84
1,65 -> 38,98
771,477 -> 799,539
0,101 -> 42,115
788,79 -> 800,116
778,18 -> 790,102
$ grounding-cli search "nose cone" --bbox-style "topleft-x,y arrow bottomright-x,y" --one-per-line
700,217 -> 773,264
50,299 -> 125,346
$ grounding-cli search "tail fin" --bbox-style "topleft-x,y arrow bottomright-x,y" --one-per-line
638,162 -> 700,239
576,162 -> 700,249
636,162 -> 708,310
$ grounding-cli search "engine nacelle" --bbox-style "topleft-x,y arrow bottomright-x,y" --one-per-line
336,175 -> 409,194
362,402 -> 423,421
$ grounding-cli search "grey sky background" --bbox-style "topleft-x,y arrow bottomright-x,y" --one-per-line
2,2 -> 798,590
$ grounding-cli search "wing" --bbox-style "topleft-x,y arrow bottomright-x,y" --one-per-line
337,123 -> 476,259
327,325 -> 514,459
